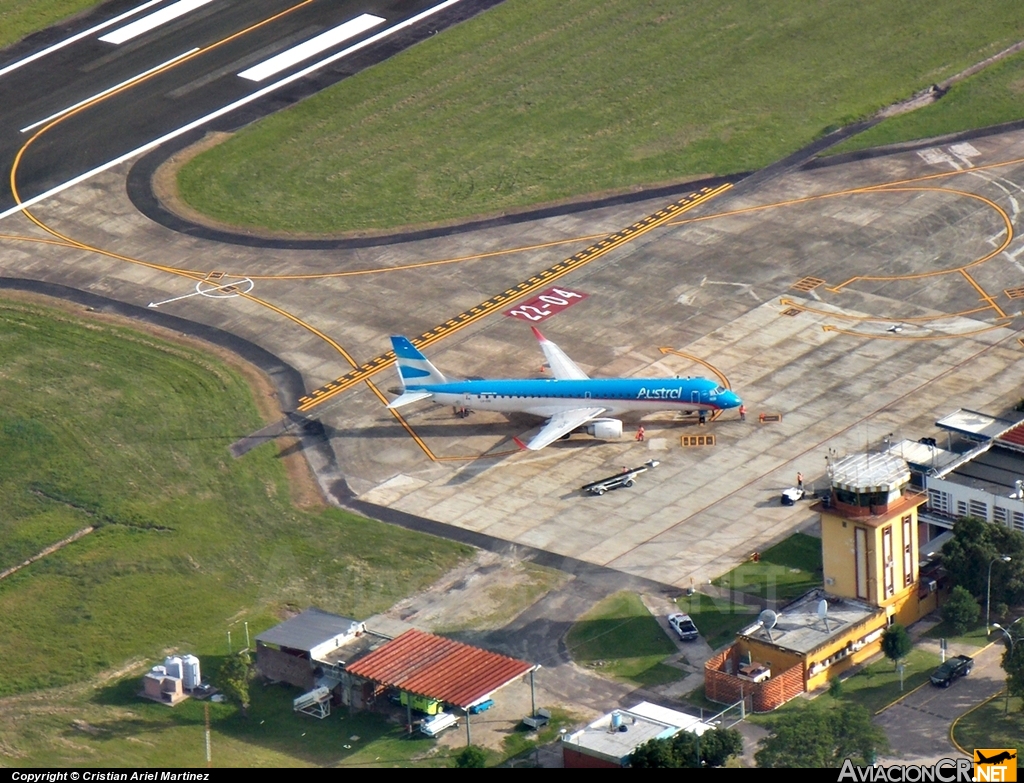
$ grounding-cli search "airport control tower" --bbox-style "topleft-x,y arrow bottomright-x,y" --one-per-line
818,452 -> 931,625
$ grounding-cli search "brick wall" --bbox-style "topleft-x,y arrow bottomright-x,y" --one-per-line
255,645 -> 314,690
704,645 -> 804,712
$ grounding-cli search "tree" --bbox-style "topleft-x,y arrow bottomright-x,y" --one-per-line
630,727 -> 743,768
453,745 -> 487,768
1001,634 -> 1024,711
941,517 -> 1024,607
218,651 -> 253,717
755,703 -> 887,768
942,585 -> 980,636
881,624 -> 913,669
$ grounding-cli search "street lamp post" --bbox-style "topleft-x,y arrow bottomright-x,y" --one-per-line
991,619 -> 1022,715
986,555 -> 1011,635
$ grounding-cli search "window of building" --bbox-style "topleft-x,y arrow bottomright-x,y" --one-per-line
882,526 -> 895,599
928,489 -> 950,516
902,515 -> 913,587
969,499 -> 989,520
855,527 -> 868,600
956,500 -> 968,518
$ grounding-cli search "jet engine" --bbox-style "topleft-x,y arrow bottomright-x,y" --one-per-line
585,418 -> 623,440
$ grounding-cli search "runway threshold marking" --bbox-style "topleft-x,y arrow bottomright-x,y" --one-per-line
2,0 -> 469,223
99,0 -> 219,45
0,0 -> 165,77
294,184 -> 731,412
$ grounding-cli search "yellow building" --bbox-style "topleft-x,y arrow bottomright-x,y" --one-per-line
820,451 -> 931,625
706,452 -> 936,710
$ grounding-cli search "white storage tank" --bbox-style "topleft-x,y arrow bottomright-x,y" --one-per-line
163,656 -> 183,679
181,654 -> 201,690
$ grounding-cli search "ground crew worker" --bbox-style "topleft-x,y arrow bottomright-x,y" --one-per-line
739,404 -> 747,421
635,425 -> 645,442
797,472 -> 804,489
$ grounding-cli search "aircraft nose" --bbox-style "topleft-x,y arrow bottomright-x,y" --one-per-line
725,391 -> 742,408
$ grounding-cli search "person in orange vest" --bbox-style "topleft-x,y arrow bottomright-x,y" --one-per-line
739,404 -> 747,421
635,424 -> 645,442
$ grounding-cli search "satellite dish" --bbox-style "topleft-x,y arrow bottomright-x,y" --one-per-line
817,599 -> 831,633
758,609 -> 778,641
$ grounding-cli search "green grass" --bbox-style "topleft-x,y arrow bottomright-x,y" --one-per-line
0,1 -> 99,50
0,297 -> 471,703
565,591 -> 680,686
713,533 -> 823,603
922,619 -> 993,650
177,0 -> 1024,234
953,695 -> 1024,757
0,672 -> 459,767
675,593 -> 760,650
831,49 -> 1024,155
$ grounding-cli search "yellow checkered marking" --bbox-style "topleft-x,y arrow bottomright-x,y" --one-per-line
681,434 -> 716,447
792,276 -> 825,292
296,183 -> 732,411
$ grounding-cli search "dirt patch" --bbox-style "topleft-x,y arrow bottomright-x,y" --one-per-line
382,550 -> 570,633
0,290 -> 325,510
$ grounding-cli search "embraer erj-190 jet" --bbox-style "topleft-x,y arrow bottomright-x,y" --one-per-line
386,328 -> 742,451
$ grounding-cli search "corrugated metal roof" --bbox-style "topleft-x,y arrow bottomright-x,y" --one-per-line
255,607 -> 360,653
344,629 -> 535,708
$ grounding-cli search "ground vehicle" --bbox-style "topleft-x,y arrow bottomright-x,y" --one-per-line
581,460 -> 659,495
668,612 -> 699,641
420,711 -> 460,736
929,655 -> 973,687
780,487 -> 805,505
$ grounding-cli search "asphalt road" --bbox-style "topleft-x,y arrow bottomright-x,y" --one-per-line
0,0 -> 492,215
875,640 -> 1007,765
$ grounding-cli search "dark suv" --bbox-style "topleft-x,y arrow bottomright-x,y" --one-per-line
929,655 -> 973,687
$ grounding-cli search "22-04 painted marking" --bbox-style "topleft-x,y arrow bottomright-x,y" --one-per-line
504,287 -> 588,322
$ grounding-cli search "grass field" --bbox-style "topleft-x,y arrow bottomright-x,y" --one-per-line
830,49 -> 1024,155
565,591 -> 682,687
176,0 -> 1024,234
713,533 -> 822,604
675,592 -> 759,650
952,694 -> 1023,757
0,1 -> 99,51
0,296 -> 471,704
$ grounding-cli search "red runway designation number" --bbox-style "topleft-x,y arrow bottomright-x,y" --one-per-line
504,287 -> 588,322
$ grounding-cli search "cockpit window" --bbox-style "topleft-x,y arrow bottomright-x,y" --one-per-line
714,385 -> 727,394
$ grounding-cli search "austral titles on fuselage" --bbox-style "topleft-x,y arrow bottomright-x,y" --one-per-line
403,377 -> 737,416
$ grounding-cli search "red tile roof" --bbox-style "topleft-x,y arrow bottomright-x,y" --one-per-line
344,629 -> 535,709
999,421 -> 1024,448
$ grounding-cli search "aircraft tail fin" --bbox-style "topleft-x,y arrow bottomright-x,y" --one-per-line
390,336 -> 448,390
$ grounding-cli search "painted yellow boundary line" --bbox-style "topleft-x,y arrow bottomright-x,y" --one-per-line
295,183 -> 732,412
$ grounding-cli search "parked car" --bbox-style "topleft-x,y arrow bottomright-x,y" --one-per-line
929,655 -> 973,687
668,612 -> 699,641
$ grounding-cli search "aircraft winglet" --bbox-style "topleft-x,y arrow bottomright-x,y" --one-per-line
513,436 -> 528,451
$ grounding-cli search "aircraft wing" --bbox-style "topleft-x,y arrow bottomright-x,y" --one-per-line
532,327 -> 590,380
522,406 -> 606,450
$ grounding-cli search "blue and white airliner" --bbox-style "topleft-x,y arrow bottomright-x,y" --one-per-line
387,328 -> 742,450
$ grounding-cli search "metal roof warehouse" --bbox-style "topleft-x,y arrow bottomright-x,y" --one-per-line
344,629 -> 536,709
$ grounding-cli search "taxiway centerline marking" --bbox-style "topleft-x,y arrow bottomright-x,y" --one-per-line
20,49 -> 200,133
294,184 -> 731,412
0,0 -> 165,77
605,326 -> 1023,571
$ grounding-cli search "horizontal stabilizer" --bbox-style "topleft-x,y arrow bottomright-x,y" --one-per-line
387,391 -> 433,409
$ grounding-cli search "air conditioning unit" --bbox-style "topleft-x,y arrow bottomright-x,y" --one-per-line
927,579 -> 937,593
